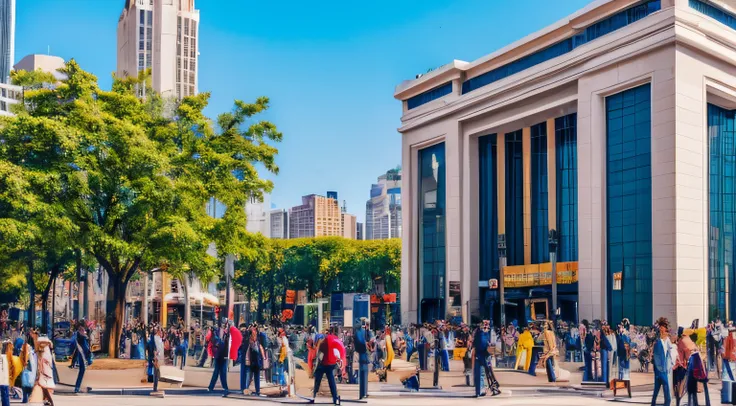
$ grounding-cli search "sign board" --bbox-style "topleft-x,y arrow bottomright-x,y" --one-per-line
297,290 -> 307,305
489,279 -> 498,289
343,309 -> 353,328
382,293 -> 396,303
613,272 -> 623,291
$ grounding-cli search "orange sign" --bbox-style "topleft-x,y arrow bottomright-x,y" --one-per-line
383,293 -> 397,303
370,295 -> 381,304
285,290 -> 296,305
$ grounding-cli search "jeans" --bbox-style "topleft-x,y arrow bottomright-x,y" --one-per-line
406,347 -> 415,362
197,347 -> 209,367
600,350 -> 609,383
174,349 -> 186,369
208,358 -> 229,392
652,374 -> 672,406
473,356 -> 486,396
440,349 -> 450,372
583,351 -> 593,381
75,361 -> 86,392
21,387 -> 29,404
358,362 -> 369,399
243,365 -> 260,394
0,385 -> 9,406
152,366 -> 160,392
528,348 -> 540,376
313,364 -> 338,404
418,344 -> 426,370
545,357 -> 557,383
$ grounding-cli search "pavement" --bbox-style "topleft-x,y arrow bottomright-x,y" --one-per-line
50,356 -> 725,405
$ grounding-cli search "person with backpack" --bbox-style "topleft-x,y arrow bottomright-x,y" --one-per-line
674,327 -> 696,406
241,325 -> 267,396
207,323 -> 231,397
72,323 -> 91,394
354,318 -> 371,400
312,326 -> 345,405
147,326 -> 161,395
686,327 -> 710,406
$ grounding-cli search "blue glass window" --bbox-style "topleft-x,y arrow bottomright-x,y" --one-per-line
407,82 -> 453,110
690,0 -> 736,31
708,104 -> 736,321
531,123 -> 549,263
479,134 -> 499,281
606,84 -> 652,326
461,0 -> 661,94
506,130 -> 524,266
418,143 -> 446,323
556,113 -> 578,262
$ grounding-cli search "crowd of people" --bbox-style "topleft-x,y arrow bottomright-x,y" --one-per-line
0,328 -> 59,406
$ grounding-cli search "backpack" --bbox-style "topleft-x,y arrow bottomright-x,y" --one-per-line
691,353 -> 708,381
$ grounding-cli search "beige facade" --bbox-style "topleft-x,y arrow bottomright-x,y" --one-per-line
395,0 -> 736,327
116,0 -> 199,99
289,194 -> 343,238
341,213 -> 357,239
14,54 -> 66,80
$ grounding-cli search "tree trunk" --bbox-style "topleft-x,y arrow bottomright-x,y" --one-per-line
269,278 -> 276,322
27,260 -> 36,329
257,283 -> 263,324
104,276 -> 129,358
181,275 -> 191,330
142,271 -> 148,325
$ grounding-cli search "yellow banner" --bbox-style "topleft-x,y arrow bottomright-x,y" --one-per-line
503,262 -> 578,288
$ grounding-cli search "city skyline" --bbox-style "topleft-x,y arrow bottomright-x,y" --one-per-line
13,0 -> 592,223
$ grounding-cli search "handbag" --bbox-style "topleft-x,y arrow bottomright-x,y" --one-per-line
21,362 -> 34,389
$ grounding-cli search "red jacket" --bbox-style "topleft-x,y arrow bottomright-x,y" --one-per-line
319,334 -> 346,366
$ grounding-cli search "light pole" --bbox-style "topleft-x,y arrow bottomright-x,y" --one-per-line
549,229 -> 558,323
498,235 -> 507,366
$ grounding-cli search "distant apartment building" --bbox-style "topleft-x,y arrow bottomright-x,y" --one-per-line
341,213 -> 357,239
245,193 -> 270,236
289,194 -> 342,238
117,0 -> 199,99
0,0 -> 14,84
365,167 -> 402,240
14,54 -> 66,80
270,209 -> 288,239
356,222 -> 364,240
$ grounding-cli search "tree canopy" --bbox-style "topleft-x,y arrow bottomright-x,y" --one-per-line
0,61 -> 282,356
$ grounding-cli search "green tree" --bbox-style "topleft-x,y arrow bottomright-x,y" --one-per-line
0,61 -> 282,356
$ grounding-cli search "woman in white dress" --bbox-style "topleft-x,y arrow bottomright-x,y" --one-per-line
35,337 -> 55,406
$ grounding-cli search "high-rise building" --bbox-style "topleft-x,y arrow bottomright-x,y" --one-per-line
356,222 -> 364,241
245,193 -> 270,236
289,194 -> 341,238
0,0 -> 15,84
116,0 -> 199,99
14,55 -> 66,80
365,167 -> 402,240
270,209 -> 289,239
341,213 -> 357,239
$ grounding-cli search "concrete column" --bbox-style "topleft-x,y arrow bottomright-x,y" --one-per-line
445,124 -> 463,319
547,119 -> 557,233
523,127 -> 532,265
400,138 -> 416,323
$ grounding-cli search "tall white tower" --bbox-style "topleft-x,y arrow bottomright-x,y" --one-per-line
0,0 -> 15,84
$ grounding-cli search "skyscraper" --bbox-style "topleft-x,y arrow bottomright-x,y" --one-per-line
270,209 -> 289,239
289,194 -> 342,238
116,0 -> 199,99
0,0 -> 15,84
365,167 -> 402,240
245,193 -> 270,236
341,213 -> 357,239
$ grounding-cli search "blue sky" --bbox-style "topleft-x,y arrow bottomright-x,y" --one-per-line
15,0 -> 590,222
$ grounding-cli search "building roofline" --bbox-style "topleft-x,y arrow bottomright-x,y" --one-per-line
394,0 -> 651,100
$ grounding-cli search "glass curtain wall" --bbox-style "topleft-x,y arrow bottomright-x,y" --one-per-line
506,130 -> 525,266
606,84 -> 653,326
531,123 -> 550,263
556,114 -> 578,262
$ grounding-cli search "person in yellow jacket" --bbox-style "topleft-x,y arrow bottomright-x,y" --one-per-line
515,328 -> 534,372
384,326 -> 395,370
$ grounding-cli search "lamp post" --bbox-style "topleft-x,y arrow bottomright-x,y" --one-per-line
548,229 -> 558,323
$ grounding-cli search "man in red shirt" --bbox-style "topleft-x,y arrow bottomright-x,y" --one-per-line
313,326 -> 345,404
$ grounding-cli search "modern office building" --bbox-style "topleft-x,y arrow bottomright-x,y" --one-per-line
270,209 -> 289,239
289,194 -> 342,238
245,193 -> 270,236
116,0 -> 199,99
0,0 -> 14,84
356,222 -> 365,241
0,82 -> 20,116
365,167 -> 402,240
396,0 -> 736,327
341,213 -> 357,239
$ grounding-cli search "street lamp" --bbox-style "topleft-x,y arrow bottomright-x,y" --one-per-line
548,229 -> 558,323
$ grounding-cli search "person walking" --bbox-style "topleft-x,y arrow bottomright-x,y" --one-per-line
147,326 -> 161,395
673,327 -> 696,406
651,317 -> 674,406
599,322 -> 613,385
242,326 -> 267,396
207,323 -> 231,397
72,324 -> 90,394
685,328 -> 710,406
35,337 -> 55,406
0,341 -> 10,406
312,327 -> 344,405
354,318 -> 370,400
472,320 -> 501,397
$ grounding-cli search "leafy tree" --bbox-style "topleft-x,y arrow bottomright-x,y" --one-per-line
0,61 -> 282,356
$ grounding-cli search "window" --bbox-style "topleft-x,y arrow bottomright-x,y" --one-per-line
418,142 -> 446,323
190,59 -> 196,72
147,27 -> 152,37
708,104 -> 736,320
531,122 -> 549,263
140,10 -> 145,24
147,10 -> 152,25
556,113 -> 578,262
690,0 -> 736,30
504,130 -> 524,266
184,18 -> 189,35
191,23 -> 197,37
462,0 -> 661,94
184,59 -> 188,70
407,82 -> 453,110
140,26 -> 145,36
139,41 -> 145,51
606,83 -> 652,326
479,134 -> 499,297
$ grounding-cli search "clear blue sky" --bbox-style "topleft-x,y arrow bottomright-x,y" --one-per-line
15,0 -> 590,222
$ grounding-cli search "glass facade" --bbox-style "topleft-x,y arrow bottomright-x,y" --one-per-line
461,1 -> 661,94
556,114 -> 578,262
479,134 -> 499,281
690,0 -> 736,31
506,130 -> 525,266
531,122 -> 550,263
708,104 -> 736,321
606,84 -> 652,326
418,143 -> 446,323
407,82 -> 453,110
